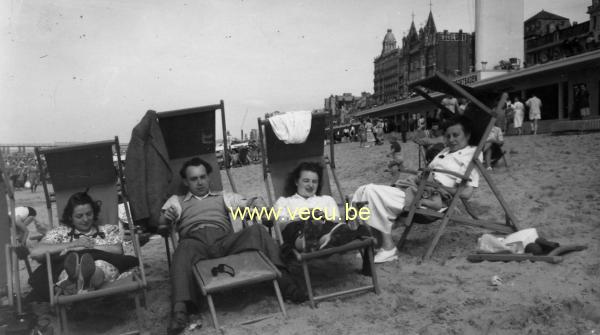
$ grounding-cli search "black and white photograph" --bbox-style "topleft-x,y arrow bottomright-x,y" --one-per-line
1,0 -> 599,334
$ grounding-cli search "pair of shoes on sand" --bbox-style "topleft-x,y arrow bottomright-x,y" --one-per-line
62,253 -> 97,293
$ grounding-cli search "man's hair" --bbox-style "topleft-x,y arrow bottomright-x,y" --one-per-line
179,157 -> 213,179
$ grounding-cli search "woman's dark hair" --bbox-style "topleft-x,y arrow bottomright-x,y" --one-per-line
179,157 -> 212,179
442,115 -> 477,146
284,162 -> 324,196
61,191 -> 101,227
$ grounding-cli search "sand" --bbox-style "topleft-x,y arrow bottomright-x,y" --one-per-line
10,132 -> 600,335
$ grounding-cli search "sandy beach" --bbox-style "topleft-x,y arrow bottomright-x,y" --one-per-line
12,131 -> 600,335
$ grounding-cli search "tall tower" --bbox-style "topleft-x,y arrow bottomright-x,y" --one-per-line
382,29 -> 397,54
475,0 -> 524,77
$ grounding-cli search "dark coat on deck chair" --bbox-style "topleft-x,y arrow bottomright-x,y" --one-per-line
125,110 -> 173,231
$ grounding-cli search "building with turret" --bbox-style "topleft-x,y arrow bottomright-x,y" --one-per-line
524,2 -> 600,66
373,11 -> 474,105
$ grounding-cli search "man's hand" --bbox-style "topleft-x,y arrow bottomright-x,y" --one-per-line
162,206 -> 179,222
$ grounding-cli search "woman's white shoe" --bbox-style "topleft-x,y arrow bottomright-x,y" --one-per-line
374,247 -> 398,263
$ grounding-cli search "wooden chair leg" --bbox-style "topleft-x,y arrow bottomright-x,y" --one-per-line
206,294 -> 219,330
366,246 -> 380,294
164,237 -> 171,269
60,306 -> 69,335
272,280 -> 287,317
24,257 -> 33,277
134,293 -> 144,332
423,216 -> 451,260
301,261 -> 316,308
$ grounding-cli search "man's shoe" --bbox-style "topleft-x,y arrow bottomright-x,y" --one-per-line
278,272 -> 308,303
167,311 -> 189,335
374,247 -> 398,263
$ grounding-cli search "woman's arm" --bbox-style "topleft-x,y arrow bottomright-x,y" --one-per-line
93,243 -> 123,254
30,237 -> 91,261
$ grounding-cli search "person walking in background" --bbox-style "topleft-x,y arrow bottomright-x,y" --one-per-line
358,120 -> 367,148
572,85 -> 582,120
387,136 -> 404,169
27,163 -> 40,193
375,119 -> 385,145
400,115 -> 408,143
525,94 -> 542,135
365,119 -> 375,144
458,98 -> 469,115
579,84 -> 590,118
511,96 -> 525,136
441,95 -> 459,115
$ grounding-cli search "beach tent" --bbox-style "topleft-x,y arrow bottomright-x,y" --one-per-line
400,72 -> 520,260
258,111 -> 380,308
35,138 -> 146,335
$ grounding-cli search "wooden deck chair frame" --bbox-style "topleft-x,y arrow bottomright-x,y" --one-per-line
257,110 -> 380,308
1,151 -> 28,316
156,101 -> 286,328
35,137 -> 147,335
154,101 -> 237,256
399,72 -> 521,260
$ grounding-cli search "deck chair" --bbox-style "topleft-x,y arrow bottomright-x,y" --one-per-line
258,111 -> 380,308
35,138 -> 147,335
398,72 -> 521,260
1,151 -> 26,316
155,102 -> 286,329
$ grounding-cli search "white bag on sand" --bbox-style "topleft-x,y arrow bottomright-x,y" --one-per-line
24,180 -> 31,189
477,228 -> 539,254
477,234 -> 522,253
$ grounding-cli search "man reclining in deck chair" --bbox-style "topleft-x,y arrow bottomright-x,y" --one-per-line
351,115 -> 481,263
160,157 -> 307,335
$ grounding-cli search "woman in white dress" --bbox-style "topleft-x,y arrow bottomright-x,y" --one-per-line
352,115 -> 481,263
511,96 -> 525,135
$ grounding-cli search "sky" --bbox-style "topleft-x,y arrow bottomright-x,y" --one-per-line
0,0 -> 591,143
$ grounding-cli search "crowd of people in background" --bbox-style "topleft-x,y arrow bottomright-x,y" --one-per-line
2,152 -> 41,192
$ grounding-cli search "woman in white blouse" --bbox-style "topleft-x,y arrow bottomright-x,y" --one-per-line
274,162 -> 366,253
352,115 -> 480,263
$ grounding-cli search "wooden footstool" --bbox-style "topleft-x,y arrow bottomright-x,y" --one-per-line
192,251 -> 287,329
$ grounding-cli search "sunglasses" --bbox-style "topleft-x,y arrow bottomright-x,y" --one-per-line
211,263 -> 235,277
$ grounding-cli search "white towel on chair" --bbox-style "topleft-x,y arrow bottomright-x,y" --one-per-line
268,110 -> 312,144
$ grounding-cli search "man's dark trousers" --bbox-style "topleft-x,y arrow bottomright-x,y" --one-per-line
171,224 -> 284,305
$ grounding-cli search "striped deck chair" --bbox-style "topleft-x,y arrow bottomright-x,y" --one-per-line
258,111 -> 380,308
35,138 -> 146,335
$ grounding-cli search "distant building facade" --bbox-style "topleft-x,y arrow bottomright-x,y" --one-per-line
524,2 -> 600,66
249,129 -> 258,142
373,11 -> 474,104
324,92 -> 372,124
